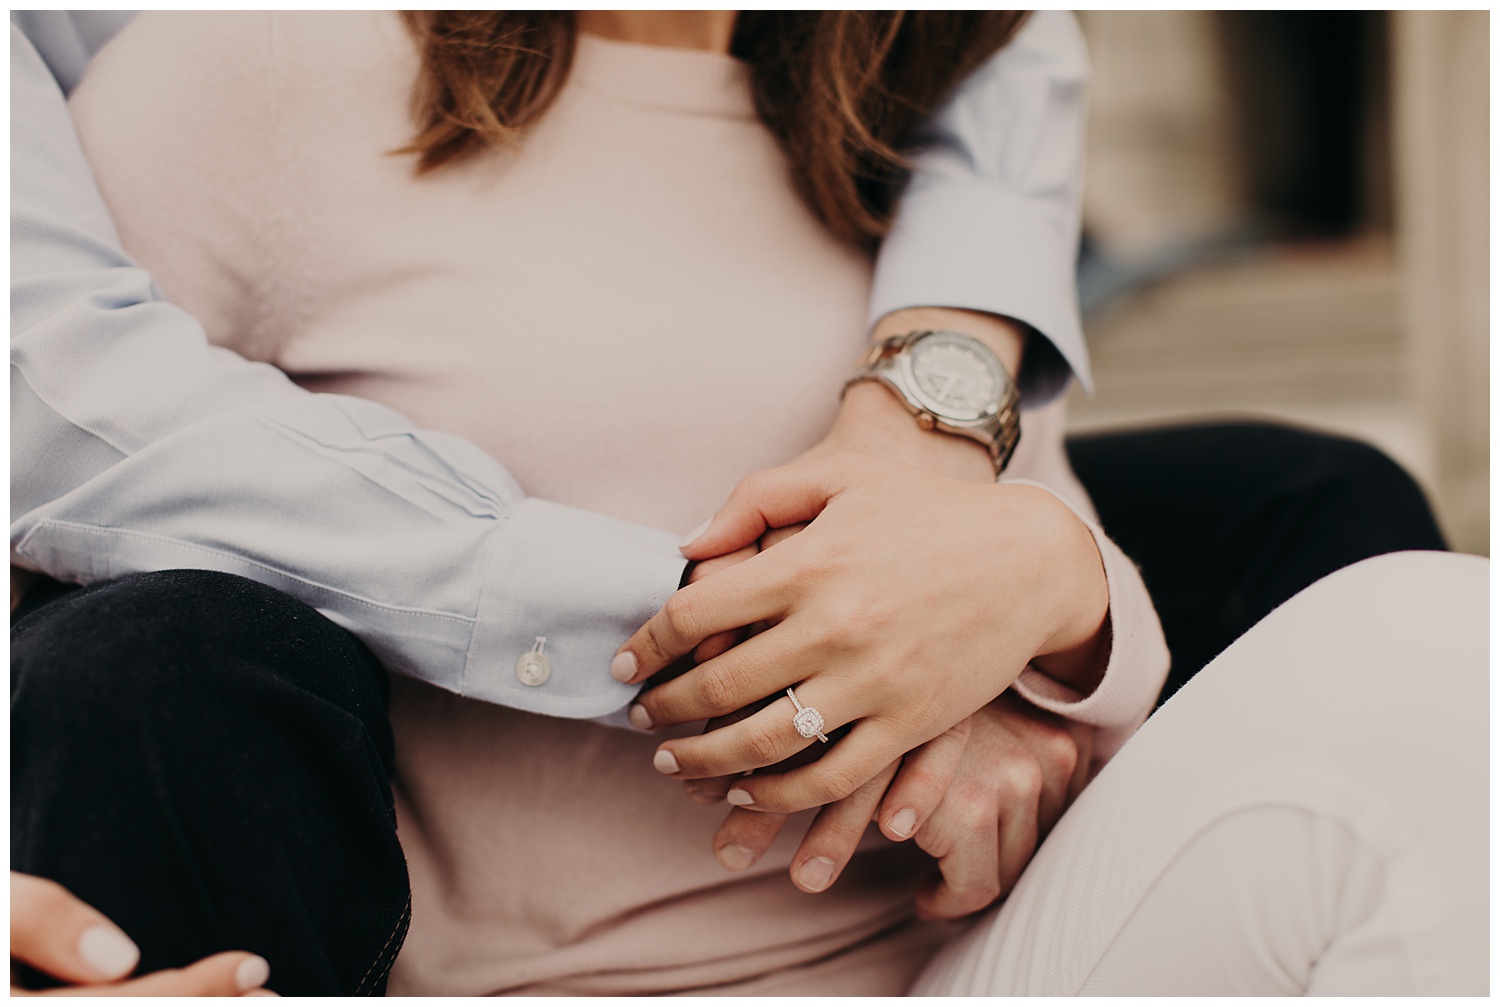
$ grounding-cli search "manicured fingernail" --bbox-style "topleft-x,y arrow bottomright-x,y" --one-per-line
235,955 -> 271,992
628,704 -> 653,730
653,748 -> 680,774
726,787 -> 755,806
890,807 -> 917,838
610,651 -> 637,683
245,992 -> 282,998
77,924 -> 139,979
718,844 -> 756,871
796,856 -> 837,892
680,519 -> 712,550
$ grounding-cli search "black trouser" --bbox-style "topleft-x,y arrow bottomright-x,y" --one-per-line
9,422 -> 1446,994
10,570 -> 410,995
1067,422 -> 1447,704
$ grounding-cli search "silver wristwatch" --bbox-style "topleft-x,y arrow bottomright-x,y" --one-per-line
843,329 -> 1022,476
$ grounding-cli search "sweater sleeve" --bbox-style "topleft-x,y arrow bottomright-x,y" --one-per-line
999,400 -> 1170,772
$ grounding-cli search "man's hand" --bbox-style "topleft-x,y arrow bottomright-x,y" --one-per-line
10,873 -> 276,996
701,693 -> 1092,916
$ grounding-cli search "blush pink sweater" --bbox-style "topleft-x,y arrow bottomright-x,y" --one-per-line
69,12 -> 1168,994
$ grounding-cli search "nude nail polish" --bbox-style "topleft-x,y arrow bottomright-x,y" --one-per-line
653,748 -> 680,774
726,787 -> 754,806
235,955 -> 271,992
610,651 -> 637,683
628,704 -> 653,730
77,925 -> 139,979
890,807 -> 917,838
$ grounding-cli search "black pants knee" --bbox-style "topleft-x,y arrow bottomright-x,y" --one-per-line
11,569 -> 410,995
1068,421 -> 1447,705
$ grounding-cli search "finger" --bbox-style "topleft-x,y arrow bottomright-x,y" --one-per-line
710,807 -> 791,873
787,759 -> 900,893
654,683 -> 858,779
914,803 -> 1002,921
989,697 -> 1080,836
685,544 -> 758,584
1032,723 -> 1078,838
877,719 -> 971,841
48,952 -> 272,997
631,629 -> 807,731
683,702 -> 776,805
679,457 -> 860,560
1065,721 -> 1095,807
996,782 -> 1041,898
683,773 -> 738,805
719,721 -> 898,814
692,629 -> 742,665
758,522 -> 808,552
10,874 -> 140,985
613,560 -> 786,685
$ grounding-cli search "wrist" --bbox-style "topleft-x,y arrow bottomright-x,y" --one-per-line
829,381 -> 995,482
1028,497 -> 1111,694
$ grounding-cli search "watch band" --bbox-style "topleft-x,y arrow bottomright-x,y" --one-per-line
843,330 -> 1022,476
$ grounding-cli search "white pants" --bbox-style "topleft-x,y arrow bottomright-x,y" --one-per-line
913,551 -> 1488,995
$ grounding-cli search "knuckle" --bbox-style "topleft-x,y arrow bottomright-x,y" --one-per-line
1035,725 -> 1080,778
900,766 -> 950,803
697,665 -> 739,714
813,764 -> 862,805
740,719 -> 784,765
730,471 -> 772,511
952,800 -> 995,834
998,758 -> 1044,802
662,591 -> 701,642
794,537 -> 841,585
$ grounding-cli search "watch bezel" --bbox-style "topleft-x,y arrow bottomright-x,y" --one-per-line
896,330 -> 1005,425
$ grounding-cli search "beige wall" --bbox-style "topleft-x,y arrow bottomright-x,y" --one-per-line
1392,10 -> 1489,553
1073,11 -> 1489,555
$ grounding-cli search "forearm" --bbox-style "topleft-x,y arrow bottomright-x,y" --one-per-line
11,22 -> 686,717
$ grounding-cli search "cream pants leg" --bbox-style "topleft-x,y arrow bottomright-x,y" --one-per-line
912,552 -> 1488,995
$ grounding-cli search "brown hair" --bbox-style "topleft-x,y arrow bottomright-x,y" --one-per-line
397,11 -> 1027,245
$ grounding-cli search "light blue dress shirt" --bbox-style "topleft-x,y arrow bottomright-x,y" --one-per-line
10,11 -> 1091,721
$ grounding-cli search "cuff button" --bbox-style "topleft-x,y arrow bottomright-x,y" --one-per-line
515,636 -> 552,687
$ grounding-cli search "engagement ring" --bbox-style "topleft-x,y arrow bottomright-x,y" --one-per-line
785,686 -> 829,743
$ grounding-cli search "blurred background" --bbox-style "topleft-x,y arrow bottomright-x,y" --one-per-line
1068,10 -> 1488,555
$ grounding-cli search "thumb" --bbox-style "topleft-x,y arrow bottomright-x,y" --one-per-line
680,455 -> 859,560
10,873 -> 139,985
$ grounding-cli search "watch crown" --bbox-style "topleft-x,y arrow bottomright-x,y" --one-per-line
916,412 -> 936,431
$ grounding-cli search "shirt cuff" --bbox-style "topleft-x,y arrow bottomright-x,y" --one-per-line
1003,480 -> 1169,766
868,172 -> 1091,407
463,498 -> 687,718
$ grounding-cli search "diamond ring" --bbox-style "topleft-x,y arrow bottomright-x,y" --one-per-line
786,687 -> 829,743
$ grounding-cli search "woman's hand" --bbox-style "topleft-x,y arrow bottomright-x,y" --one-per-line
614,451 -> 1110,813
705,693 -> 1093,915
10,873 -> 275,996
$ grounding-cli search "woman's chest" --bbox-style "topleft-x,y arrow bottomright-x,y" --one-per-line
71,11 -> 875,533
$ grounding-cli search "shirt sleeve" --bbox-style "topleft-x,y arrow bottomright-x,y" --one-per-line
869,10 -> 1091,407
10,21 -> 687,720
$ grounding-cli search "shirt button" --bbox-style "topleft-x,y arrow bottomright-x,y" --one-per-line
515,651 -> 551,687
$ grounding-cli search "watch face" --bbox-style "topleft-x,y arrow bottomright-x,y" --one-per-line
906,331 -> 1004,421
